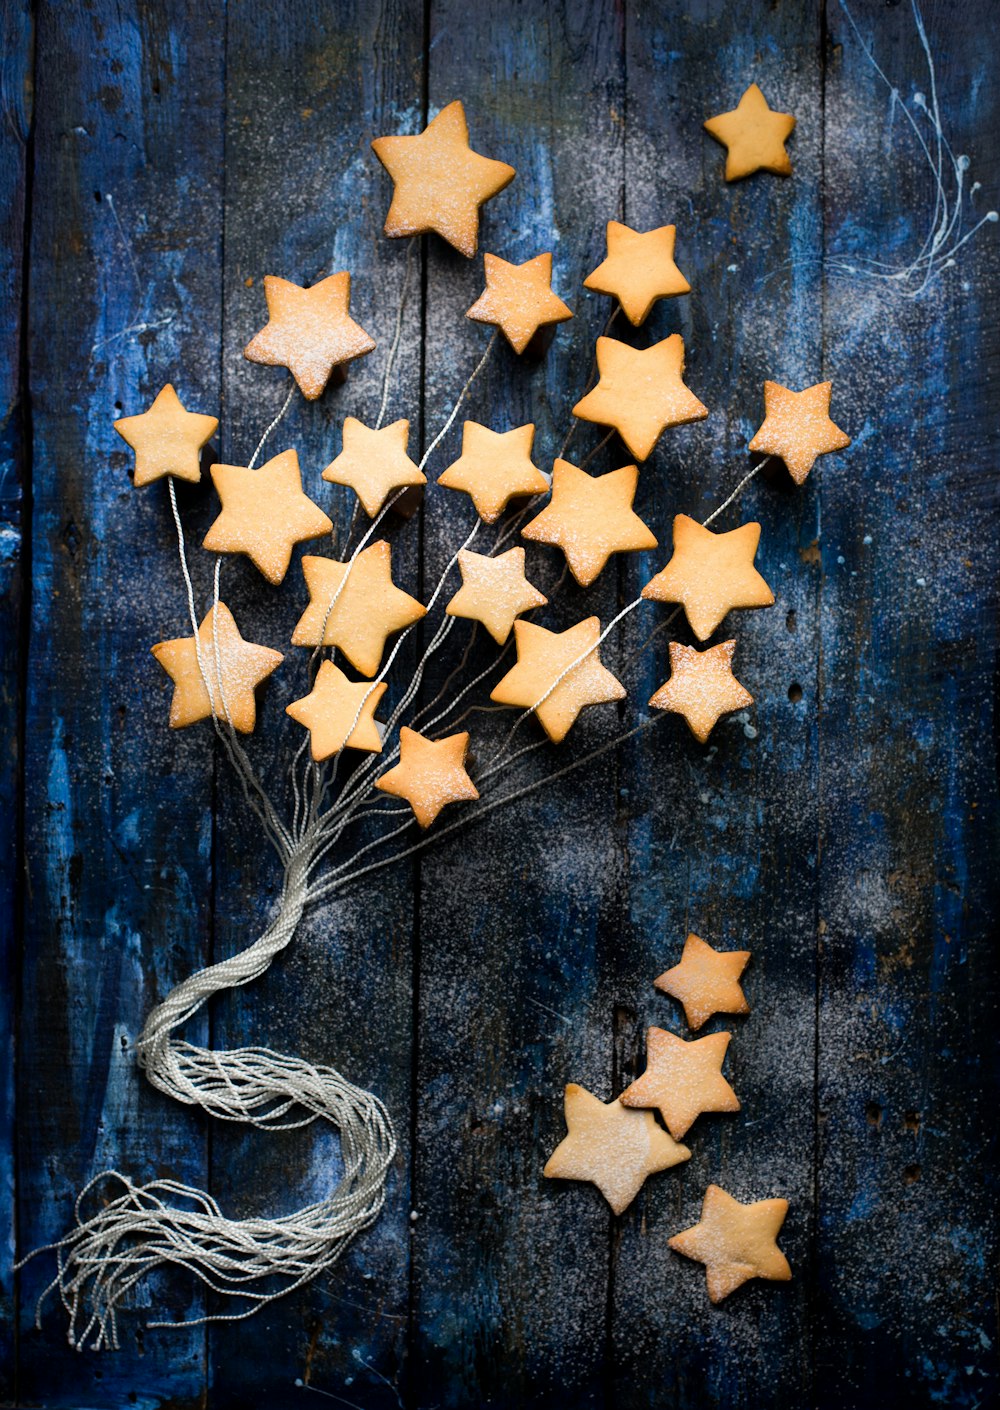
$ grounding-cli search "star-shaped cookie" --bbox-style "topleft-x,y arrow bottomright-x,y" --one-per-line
572,335 -> 708,462
641,514 -> 773,640
285,660 -> 386,761
583,221 -> 691,326
655,933 -> 751,1031
748,380 -> 851,485
437,421 -> 549,524
243,273 -> 376,400
543,1083 -> 690,1216
445,547 -> 548,644
490,616 -> 626,743
521,458 -> 657,588
649,640 -> 754,744
466,252 -> 573,353
291,541 -> 426,677
374,727 -> 479,828
322,417 -> 426,517
115,384 -> 218,487
151,602 -> 282,734
371,100 -> 515,258
620,1027 -> 740,1140
704,84 -> 796,181
669,1185 -> 792,1304
203,448 -> 333,585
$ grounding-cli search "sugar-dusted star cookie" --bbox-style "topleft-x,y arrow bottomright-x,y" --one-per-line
490,616 -> 626,744
445,547 -> 548,644
572,335 -> 708,462
243,273 -> 376,400
371,100 -> 515,258
151,602 -> 282,735
291,541 -> 426,677
748,380 -> 851,485
583,221 -> 691,326
649,640 -> 753,744
521,458 -> 657,588
642,513 -> 773,641
285,660 -> 386,761
655,933 -> 751,1031
374,726 -> 479,828
704,83 -> 795,182
114,383 -> 218,487
669,1185 -> 792,1304
466,252 -> 572,354
543,1083 -> 690,1216
203,448 -> 333,586
620,1027 -> 739,1140
322,417 -> 426,517
437,421 -> 549,524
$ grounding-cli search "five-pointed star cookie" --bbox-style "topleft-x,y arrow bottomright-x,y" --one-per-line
704,83 -> 796,181
322,417 -> 426,517
371,100 -> 516,258
584,221 -> 691,325
572,335 -> 708,461
669,1184 -> 792,1304
203,448 -> 333,585
490,616 -> 626,743
151,602 -> 282,735
649,640 -> 754,744
291,541 -> 426,677
374,726 -> 479,828
642,513 -> 774,641
521,458 -> 657,587
243,273 -> 376,400
114,383 -> 218,487
445,547 -> 548,644
437,421 -> 549,524
285,660 -> 387,761
466,251 -> 573,353
543,1083 -> 691,1216
620,1027 -> 740,1140
655,933 -> 751,1031
748,380 -> 851,485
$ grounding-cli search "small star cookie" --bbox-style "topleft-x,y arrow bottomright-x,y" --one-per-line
704,84 -> 796,182
490,616 -> 626,744
322,417 -> 426,517
543,1083 -> 690,1216
466,252 -> 572,353
649,640 -> 754,744
620,1027 -> 740,1140
572,335 -> 708,462
371,100 -> 515,258
583,221 -> 691,325
445,547 -> 548,644
669,1185 -> 792,1304
203,449 -> 333,585
655,933 -> 751,1031
243,273 -> 376,400
374,727 -> 479,828
291,541 -> 426,677
437,421 -> 549,524
151,602 -> 282,734
285,660 -> 386,761
642,514 -> 773,641
521,458 -> 657,588
748,380 -> 851,485
114,384 -> 218,487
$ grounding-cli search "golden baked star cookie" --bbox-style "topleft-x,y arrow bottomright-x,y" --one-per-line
203,448 -> 333,585
371,100 -> 515,258
748,380 -> 851,485
572,335 -> 708,461
641,514 -> 773,641
490,616 -> 626,744
437,421 -> 549,524
649,640 -> 753,744
285,660 -> 386,761
521,458 -> 657,588
655,933 -> 751,1031
115,383 -> 218,487
620,1027 -> 739,1140
243,273 -> 376,400
466,252 -> 572,353
151,602 -> 282,734
704,84 -> 795,181
583,221 -> 691,325
322,417 -> 426,517
445,547 -> 547,644
543,1083 -> 690,1216
374,727 -> 479,828
669,1185 -> 792,1304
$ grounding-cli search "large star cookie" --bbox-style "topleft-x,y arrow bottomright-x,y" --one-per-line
704,84 -> 796,181
655,933 -> 751,1031
438,421 -> 549,524
322,417 -> 426,517
445,547 -> 548,644
649,640 -> 754,744
620,1027 -> 739,1140
151,602 -> 282,734
748,380 -> 851,485
115,383 -> 218,487
243,273 -> 376,400
669,1185 -> 792,1304
203,448 -> 333,585
521,458 -> 657,587
584,221 -> 691,325
641,514 -> 773,640
572,335 -> 708,461
375,727 -> 479,828
285,660 -> 386,761
466,252 -> 572,353
490,616 -> 626,743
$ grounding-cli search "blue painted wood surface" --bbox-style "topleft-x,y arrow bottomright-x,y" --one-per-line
5,1 -> 999,1406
